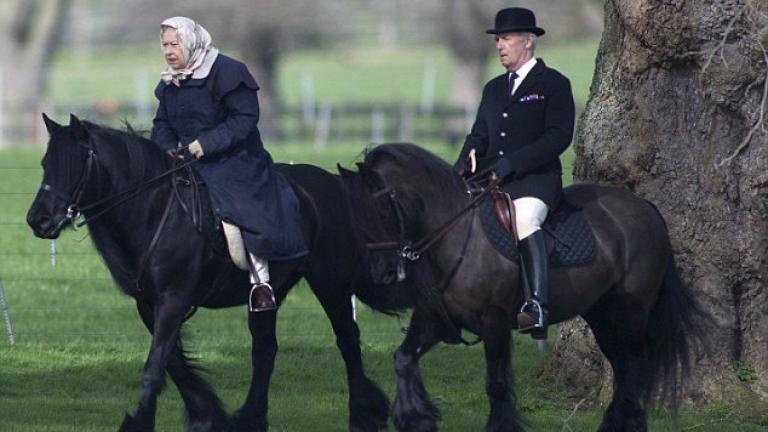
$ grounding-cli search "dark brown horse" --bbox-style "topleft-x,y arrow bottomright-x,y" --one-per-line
340,143 -> 707,432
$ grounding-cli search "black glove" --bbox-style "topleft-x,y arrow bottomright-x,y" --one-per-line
492,158 -> 515,180
453,158 -> 471,178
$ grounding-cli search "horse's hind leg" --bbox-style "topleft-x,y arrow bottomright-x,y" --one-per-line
309,277 -> 390,432
135,301 -> 228,432
482,306 -> 523,432
392,308 -> 441,432
584,296 -> 649,432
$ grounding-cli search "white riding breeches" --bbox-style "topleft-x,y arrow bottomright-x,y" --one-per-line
248,252 -> 270,284
513,197 -> 548,240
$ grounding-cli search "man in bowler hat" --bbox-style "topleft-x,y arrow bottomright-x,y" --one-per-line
454,7 -> 575,339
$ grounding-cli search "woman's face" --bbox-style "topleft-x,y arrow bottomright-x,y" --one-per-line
161,28 -> 185,69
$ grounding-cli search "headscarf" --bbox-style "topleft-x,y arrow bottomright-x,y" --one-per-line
159,17 -> 220,86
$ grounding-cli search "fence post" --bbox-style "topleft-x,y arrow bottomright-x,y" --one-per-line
0,66 -> 4,149
134,72 -> 151,127
314,103 -> 332,149
0,277 -> 16,345
301,72 -> 315,126
420,63 -> 436,115
50,239 -> 57,267
371,109 -> 384,144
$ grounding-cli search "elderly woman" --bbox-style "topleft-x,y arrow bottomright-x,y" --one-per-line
151,17 -> 307,312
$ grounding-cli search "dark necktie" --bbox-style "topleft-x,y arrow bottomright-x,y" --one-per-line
509,72 -> 518,98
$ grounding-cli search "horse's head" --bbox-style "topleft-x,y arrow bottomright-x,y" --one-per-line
340,143 -> 464,285
27,114 -> 97,239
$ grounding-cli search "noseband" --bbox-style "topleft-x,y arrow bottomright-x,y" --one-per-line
40,143 -> 97,231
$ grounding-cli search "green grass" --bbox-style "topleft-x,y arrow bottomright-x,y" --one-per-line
1,148 -> 765,431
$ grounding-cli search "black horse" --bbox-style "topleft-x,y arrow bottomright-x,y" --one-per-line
339,143 -> 708,432
26,114 -> 400,432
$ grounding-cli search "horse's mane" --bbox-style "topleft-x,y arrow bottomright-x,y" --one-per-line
83,120 -> 170,180
361,143 -> 465,206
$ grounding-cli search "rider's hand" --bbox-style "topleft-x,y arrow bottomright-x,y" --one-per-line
492,158 -> 515,180
454,148 -> 477,179
188,140 -> 204,159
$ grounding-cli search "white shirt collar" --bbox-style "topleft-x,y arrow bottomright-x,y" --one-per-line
509,57 -> 537,95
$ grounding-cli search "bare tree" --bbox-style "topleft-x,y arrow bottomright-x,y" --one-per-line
0,0 -> 72,146
551,0 -> 768,411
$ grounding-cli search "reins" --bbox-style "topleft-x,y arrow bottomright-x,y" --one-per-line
74,158 -> 198,228
368,176 -> 500,263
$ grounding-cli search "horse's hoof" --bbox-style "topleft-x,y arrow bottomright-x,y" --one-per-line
229,412 -> 267,432
119,412 -> 153,432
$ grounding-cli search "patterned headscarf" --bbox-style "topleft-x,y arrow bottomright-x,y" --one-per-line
159,17 -> 219,86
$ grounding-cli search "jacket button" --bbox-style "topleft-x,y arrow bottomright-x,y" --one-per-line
500,132 -> 506,137
502,113 -> 508,118
499,151 -> 504,156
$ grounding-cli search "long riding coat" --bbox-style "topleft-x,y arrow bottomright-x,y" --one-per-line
457,59 -> 575,208
151,54 -> 307,260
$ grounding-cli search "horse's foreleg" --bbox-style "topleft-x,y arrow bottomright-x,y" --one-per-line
312,285 -> 390,432
392,309 -> 440,432
135,301 -> 228,432
120,295 -> 191,432
482,305 -> 523,432
230,309 -> 278,432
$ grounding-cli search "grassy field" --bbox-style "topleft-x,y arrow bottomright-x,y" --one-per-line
1,146 -> 764,431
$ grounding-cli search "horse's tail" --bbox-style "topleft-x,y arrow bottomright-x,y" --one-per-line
643,252 -> 710,412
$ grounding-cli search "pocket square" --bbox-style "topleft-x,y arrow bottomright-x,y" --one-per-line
519,94 -> 545,102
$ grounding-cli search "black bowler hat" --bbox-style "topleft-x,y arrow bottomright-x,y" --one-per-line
486,7 -> 545,36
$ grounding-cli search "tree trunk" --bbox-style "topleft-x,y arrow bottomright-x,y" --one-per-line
552,0 -> 768,410
0,0 -> 71,146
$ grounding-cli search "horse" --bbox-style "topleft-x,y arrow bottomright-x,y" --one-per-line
26,114 -> 403,432
338,143 -> 708,432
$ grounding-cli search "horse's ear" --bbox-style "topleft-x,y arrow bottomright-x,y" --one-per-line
42,113 -> 62,134
337,163 -> 355,178
69,114 -> 90,142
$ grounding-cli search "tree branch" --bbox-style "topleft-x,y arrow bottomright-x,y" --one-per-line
717,17 -> 768,168
702,7 -> 744,74
561,398 -> 586,432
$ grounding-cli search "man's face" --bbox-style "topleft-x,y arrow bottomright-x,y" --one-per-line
495,32 -> 533,72
161,28 -> 185,69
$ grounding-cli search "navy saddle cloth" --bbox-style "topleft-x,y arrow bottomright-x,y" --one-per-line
479,194 -> 596,267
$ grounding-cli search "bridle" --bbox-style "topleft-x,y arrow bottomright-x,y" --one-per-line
366,174 -> 500,345
366,176 -> 500,268
40,142 -> 97,232
40,140 -> 197,231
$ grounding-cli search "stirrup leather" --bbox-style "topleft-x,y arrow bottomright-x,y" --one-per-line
249,282 -> 276,312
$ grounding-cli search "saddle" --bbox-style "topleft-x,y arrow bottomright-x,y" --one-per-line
479,190 -> 596,267
171,166 -> 232,264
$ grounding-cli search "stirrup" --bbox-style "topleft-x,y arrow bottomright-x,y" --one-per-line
517,299 -> 547,335
248,282 -> 276,312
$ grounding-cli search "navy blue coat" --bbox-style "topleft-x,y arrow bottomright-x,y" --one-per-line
456,59 -> 575,208
151,54 -> 307,260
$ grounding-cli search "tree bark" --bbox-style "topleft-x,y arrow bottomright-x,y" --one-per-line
551,0 -> 768,410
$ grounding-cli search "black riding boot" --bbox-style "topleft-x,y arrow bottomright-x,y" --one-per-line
517,229 -> 549,339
